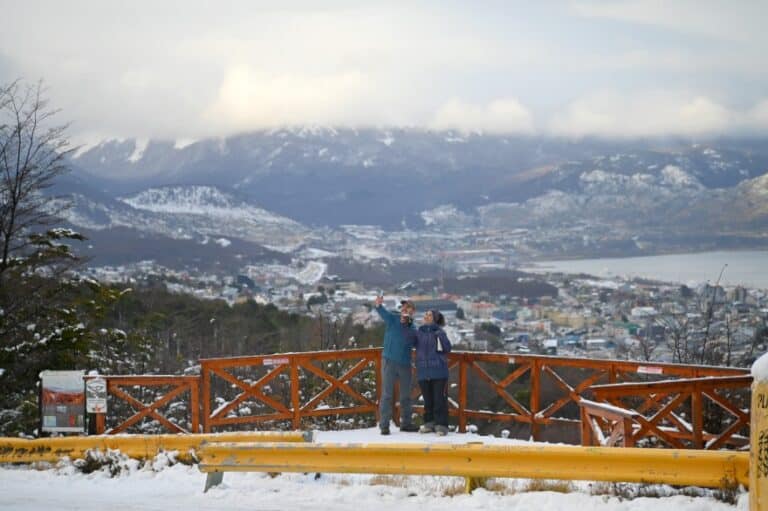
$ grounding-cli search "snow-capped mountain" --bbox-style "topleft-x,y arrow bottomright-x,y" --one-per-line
58,130 -> 768,264
70,131 -> 768,228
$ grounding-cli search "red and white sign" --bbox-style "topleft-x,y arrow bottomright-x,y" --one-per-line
263,357 -> 289,366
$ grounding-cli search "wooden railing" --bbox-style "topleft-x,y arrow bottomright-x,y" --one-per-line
200,349 -> 381,432
91,349 -> 750,446
87,375 -> 199,435
581,375 -> 752,449
436,352 -> 747,440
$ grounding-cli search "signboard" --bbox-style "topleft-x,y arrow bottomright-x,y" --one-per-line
750,380 -> 768,511
637,366 -> 663,375
85,377 -> 108,413
40,370 -> 85,433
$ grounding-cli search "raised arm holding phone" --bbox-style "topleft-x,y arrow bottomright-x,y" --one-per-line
374,295 -> 418,435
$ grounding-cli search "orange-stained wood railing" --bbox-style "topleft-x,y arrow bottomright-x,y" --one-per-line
421,352 -> 748,440
198,349 -> 748,441
200,349 -> 381,432
88,349 -> 750,444
86,375 -> 200,435
581,375 -> 752,449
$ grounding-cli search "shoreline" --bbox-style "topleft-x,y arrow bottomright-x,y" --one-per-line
520,247 -> 768,265
516,249 -> 768,290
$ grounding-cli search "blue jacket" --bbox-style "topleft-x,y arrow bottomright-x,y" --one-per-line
406,323 -> 452,381
375,305 -> 415,366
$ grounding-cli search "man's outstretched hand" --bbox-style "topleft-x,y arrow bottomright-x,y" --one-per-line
374,295 -> 384,307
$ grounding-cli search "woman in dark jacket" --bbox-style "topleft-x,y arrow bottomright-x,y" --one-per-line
405,309 -> 452,435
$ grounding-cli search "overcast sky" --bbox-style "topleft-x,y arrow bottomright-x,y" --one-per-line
1,0 -> 767,143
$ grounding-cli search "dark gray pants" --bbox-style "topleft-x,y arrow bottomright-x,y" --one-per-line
418,378 -> 448,427
379,358 -> 414,428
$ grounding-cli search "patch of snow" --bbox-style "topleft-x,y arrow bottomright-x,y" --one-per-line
214,238 -> 231,248
300,248 -> 339,259
127,139 -> 149,163
580,169 -> 614,184
351,245 -> 391,261
752,352 -> 768,382
72,140 -> 99,159
174,138 -> 197,150
660,165 -> 699,188
420,205 -> 471,227
576,279 -> 622,290
119,186 -> 300,228
294,261 -> 327,285
378,134 -> 395,146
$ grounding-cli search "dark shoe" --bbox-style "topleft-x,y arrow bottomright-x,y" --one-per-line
399,423 -> 419,432
435,425 -> 449,436
419,423 -> 435,433
380,427 -> 390,435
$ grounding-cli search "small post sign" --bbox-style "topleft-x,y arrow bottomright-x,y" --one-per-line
86,377 -> 108,414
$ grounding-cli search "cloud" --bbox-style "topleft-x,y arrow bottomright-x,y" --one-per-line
549,91 -> 768,137
1,2 -> 767,140
746,100 -> 768,131
570,0 -> 767,43
202,66 -> 374,133
430,98 -> 535,134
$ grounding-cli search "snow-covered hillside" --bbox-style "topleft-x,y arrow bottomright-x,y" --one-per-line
121,186 -> 302,228
55,186 -> 310,252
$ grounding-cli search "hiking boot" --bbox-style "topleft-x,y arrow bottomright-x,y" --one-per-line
435,425 -> 448,436
380,426 -> 390,436
399,423 -> 419,432
419,423 -> 435,433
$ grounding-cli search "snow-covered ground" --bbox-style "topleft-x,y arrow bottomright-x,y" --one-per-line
0,428 -> 748,511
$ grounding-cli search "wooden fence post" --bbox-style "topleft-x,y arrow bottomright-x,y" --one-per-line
692,384 -> 704,449
201,363 -> 211,433
190,378 -> 200,434
530,359 -> 541,441
291,358 -> 301,430
95,413 -> 105,435
376,352 -> 383,424
458,356 -> 467,433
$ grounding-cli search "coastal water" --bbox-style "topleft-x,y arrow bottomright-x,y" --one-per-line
524,250 -> 768,289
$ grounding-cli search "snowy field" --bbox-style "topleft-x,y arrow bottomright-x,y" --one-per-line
0,428 -> 749,511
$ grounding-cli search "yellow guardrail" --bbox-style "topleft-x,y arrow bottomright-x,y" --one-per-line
198,441 -> 748,491
0,431 -> 313,464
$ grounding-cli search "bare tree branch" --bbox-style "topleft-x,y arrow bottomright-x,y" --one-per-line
0,80 -> 74,282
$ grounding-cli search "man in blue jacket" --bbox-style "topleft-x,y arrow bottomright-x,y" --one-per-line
374,295 -> 418,435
